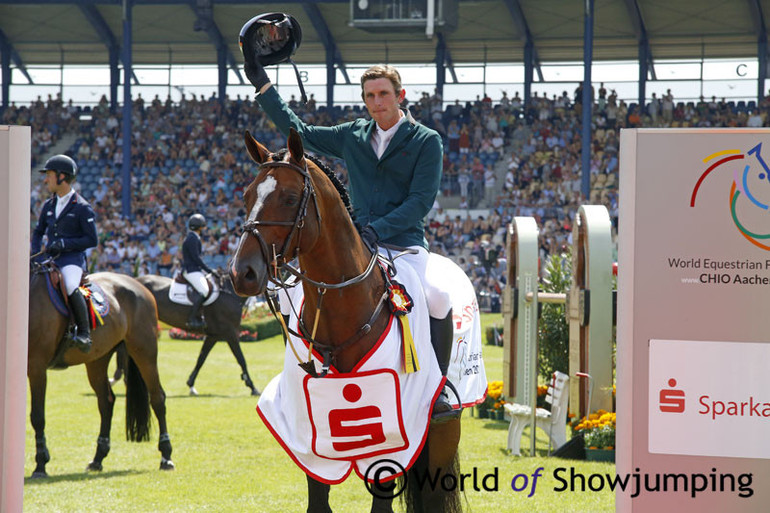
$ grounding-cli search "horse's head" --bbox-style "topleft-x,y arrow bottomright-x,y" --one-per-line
230,128 -> 322,297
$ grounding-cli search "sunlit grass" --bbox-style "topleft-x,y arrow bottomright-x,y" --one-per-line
24,313 -> 614,512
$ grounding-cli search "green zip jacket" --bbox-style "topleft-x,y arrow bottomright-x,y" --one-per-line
257,86 -> 443,249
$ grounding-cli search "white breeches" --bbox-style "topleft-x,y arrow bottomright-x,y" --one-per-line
61,265 -> 84,295
183,271 -> 210,297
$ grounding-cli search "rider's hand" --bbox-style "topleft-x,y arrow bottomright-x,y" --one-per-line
360,225 -> 379,255
244,61 -> 270,93
47,239 -> 64,257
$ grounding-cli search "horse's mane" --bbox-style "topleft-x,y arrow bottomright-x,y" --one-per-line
273,149 -> 355,221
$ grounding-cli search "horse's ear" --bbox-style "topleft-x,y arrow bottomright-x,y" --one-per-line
287,128 -> 305,165
244,130 -> 270,164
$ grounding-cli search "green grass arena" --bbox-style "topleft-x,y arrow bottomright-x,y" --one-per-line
24,314 -> 614,512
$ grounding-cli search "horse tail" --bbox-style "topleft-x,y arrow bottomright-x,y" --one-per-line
400,442 -> 463,513
124,354 -> 151,442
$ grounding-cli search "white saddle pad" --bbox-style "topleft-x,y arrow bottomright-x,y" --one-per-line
168,273 -> 220,306
426,253 -> 488,408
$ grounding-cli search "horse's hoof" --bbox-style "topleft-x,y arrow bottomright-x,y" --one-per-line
86,461 -> 103,472
189,386 -> 198,396
30,470 -> 48,479
160,459 -> 175,471
251,387 -> 261,396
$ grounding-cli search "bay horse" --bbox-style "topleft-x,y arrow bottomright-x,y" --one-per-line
230,129 -> 462,513
136,272 -> 260,396
28,259 -> 174,477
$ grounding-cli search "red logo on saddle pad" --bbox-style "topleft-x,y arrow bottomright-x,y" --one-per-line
304,369 -> 408,460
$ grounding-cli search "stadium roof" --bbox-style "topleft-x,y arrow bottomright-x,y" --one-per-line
0,0 -> 766,74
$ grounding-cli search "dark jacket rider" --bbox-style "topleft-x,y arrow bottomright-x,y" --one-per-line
182,213 -> 215,330
31,154 -> 98,353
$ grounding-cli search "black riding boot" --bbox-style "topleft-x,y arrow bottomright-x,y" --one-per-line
430,309 -> 461,423
186,291 -> 207,332
68,289 -> 92,353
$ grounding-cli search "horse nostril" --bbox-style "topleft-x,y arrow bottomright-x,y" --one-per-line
244,266 -> 257,282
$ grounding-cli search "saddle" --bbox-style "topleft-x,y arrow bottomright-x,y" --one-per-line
38,261 -> 109,369
169,271 -> 220,306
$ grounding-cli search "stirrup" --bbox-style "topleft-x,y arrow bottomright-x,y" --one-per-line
186,318 -> 206,331
431,381 -> 463,424
71,334 -> 92,354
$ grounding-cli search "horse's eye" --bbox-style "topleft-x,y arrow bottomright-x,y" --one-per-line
284,195 -> 299,207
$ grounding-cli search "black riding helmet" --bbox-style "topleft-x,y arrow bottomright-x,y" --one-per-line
38,154 -> 78,181
188,213 -> 206,231
239,12 -> 302,67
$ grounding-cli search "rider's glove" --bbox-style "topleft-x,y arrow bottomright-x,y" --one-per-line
360,225 -> 379,256
244,61 -> 270,93
47,239 -> 65,257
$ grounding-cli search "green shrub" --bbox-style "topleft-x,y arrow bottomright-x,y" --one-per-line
485,325 -> 503,346
538,251 -> 571,381
241,316 -> 282,341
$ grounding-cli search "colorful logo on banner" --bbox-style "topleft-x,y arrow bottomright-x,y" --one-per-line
690,143 -> 770,251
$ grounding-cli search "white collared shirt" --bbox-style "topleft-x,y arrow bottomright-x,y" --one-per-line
55,189 -> 75,218
371,112 -> 406,159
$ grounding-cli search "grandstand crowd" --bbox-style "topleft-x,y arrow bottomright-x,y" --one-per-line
11,85 -> 768,312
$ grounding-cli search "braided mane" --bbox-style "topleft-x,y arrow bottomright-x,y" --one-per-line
273,149 -> 355,221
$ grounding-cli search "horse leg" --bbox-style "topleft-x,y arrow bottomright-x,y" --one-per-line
109,343 -> 127,386
125,338 -> 174,470
186,336 -> 216,395
306,476 -> 333,513
28,365 -> 50,478
403,420 -> 462,513
426,420 -> 462,513
369,482 -> 395,513
226,335 -> 260,395
85,355 -> 115,471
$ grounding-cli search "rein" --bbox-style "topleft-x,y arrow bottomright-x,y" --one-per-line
238,155 -> 387,378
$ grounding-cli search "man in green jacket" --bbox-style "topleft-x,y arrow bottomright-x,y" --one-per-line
243,35 -> 459,422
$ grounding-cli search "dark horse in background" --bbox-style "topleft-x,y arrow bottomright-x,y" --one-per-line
28,258 -> 174,477
230,129 -> 462,513
136,272 -> 260,396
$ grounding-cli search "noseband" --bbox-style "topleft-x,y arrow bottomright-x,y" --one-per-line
239,158 -> 320,281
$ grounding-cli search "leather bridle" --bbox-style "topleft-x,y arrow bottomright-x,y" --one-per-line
239,159 -> 319,281
237,156 -> 387,378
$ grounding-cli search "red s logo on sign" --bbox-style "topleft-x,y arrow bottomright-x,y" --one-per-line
659,378 -> 686,413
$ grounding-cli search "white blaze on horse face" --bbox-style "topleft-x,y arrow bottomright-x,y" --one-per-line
248,175 -> 277,222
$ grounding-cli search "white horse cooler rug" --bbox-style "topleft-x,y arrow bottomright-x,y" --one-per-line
257,253 -> 487,484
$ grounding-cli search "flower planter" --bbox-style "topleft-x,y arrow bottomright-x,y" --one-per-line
477,406 -> 489,419
494,409 -> 505,421
585,448 -> 615,462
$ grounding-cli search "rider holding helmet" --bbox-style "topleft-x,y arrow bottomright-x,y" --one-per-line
239,13 -> 459,422
182,213 -> 215,331
31,154 -> 98,353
